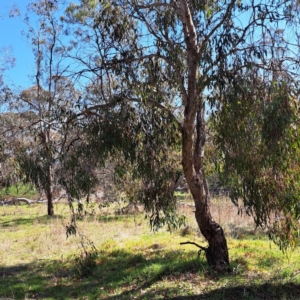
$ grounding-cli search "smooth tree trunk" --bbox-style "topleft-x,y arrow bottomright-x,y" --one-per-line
45,164 -> 54,216
178,0 -> 229,271
46,184 -> 54,216
46,188 -> 54,216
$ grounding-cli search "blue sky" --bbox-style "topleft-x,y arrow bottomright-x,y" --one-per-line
0,0 -> 35,89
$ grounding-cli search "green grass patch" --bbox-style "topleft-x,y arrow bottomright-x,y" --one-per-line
174,191 -> 193,203
0,182 -> 38,199
1,201 -> 300,299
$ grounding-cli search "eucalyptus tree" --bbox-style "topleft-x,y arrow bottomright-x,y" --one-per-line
6,0 -> 81,216
213,65 -> 300,251
211,18 -> 300,251
17,79 -> 78,216
63,0 -> 300,271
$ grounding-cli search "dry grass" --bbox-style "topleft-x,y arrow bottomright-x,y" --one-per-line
178,194 -> 257,238
0,202 -> 151,267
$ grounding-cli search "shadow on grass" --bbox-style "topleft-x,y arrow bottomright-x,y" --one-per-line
0,214 -> 65,227
0,248 -> 206,299
128,282 -> 300,300
0,259 -> 77,300
96,214 -> 137,223
106,280 -> 300,300
1,248 -> 300,300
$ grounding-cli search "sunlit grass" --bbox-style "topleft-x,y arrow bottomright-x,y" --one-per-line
1,199 -> 300,299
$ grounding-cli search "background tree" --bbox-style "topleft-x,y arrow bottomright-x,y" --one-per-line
0,46 -> 16,191
6,0 -> 81,216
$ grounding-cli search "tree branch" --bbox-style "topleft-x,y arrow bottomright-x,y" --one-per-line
73,96 -> 182,130
180,241 -> 207,252
199,0 -> 236,54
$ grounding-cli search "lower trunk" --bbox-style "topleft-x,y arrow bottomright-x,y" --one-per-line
183,157 -> 229,270
46,185 -> 54,216
44,161 -> 54,216
194,200 -> 229,271
182,94 -> 229,271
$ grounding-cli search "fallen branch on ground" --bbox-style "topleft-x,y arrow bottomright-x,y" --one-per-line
10,198 -> 33,205
1,195 -> 68,206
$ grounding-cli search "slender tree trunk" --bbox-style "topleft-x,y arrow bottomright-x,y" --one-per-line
182,103 -> 229,271
46,191 -> 54,216
45,164 -> 54,216
46,185 -> 54,216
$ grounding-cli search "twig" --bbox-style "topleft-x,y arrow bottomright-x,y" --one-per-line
180,241 -> 207,252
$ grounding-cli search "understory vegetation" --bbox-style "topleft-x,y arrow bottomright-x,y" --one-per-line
1,197 -> 300,300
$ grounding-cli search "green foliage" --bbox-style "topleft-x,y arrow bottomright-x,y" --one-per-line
16,147 -> 51,193
61,100 -> 184,231
65,200 -> 99,278
214,72 -> 300,251
73,245 -> 98,278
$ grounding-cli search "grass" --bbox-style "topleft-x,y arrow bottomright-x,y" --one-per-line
0,182 -> 38,200
1,198 -> 300,299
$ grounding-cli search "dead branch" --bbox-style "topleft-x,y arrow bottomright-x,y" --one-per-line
180,241 -> 207,252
